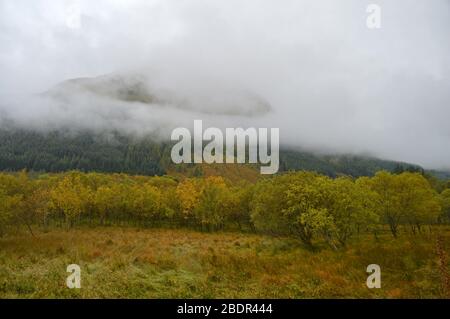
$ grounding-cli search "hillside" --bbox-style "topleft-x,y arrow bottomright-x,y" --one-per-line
43,73 -> 272,117
0,128 -> 437,179
1,72 -> 447,179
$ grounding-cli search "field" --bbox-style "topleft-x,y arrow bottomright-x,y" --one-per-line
1,226 -> 449,299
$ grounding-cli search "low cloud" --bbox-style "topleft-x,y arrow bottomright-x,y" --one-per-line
0,0 -> 449,169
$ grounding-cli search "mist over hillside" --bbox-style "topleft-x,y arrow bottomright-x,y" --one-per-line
0,71 -> 448,178
0,72 -> 273,138
0,0 -> 449,170
45,72 -> 272,117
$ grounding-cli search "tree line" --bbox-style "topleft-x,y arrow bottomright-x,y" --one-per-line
0,129 -> 168,175
0,129 -> 434,179
0,170 -> 449,249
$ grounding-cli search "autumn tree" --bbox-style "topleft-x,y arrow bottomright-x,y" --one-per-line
128,183 -> 163,226
176,179 -> 201,224
395,173 -> 441,233
250,174 -> 293,237
283,172 -> 334,248
365,171 -> 403,237
194,176 -> 231,231
252,172 -> 379,249
94,184 -> 123,225
328,177 -> 378,246
0,188 -> 22,237
365,171 -> 440,236
225,184 -> 253,230
48,174 -> 93,227
439,189 -> 450,223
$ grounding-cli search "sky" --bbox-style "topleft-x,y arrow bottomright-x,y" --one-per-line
0,0 -> 449,169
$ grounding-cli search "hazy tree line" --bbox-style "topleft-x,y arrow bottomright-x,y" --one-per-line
0,170 -> 449,249
0,129 -> 169,175
0,129 -> 435,179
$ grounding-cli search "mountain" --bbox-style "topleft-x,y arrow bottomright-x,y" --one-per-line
0,128 -> 435,180
426,169 -> 450,180
278,149 -> 423,177
0,129 -> 167,176
0,73 -> 447,180
43,73 -> 272,117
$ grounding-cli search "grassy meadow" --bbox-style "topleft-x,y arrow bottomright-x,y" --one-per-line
0,226 -> 449,299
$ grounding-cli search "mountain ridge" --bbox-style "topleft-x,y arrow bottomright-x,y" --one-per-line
43,72 -> 273,117
1,128 -> 446,180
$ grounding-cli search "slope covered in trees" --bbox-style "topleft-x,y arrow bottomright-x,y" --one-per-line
0,129 -> 168,176
0,128 -> 440,179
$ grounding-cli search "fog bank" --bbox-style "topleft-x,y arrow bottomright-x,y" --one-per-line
0,0 -> 449,169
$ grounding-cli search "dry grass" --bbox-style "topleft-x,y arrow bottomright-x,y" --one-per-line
167,163 -> 261,183
0,226 -> 449,298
